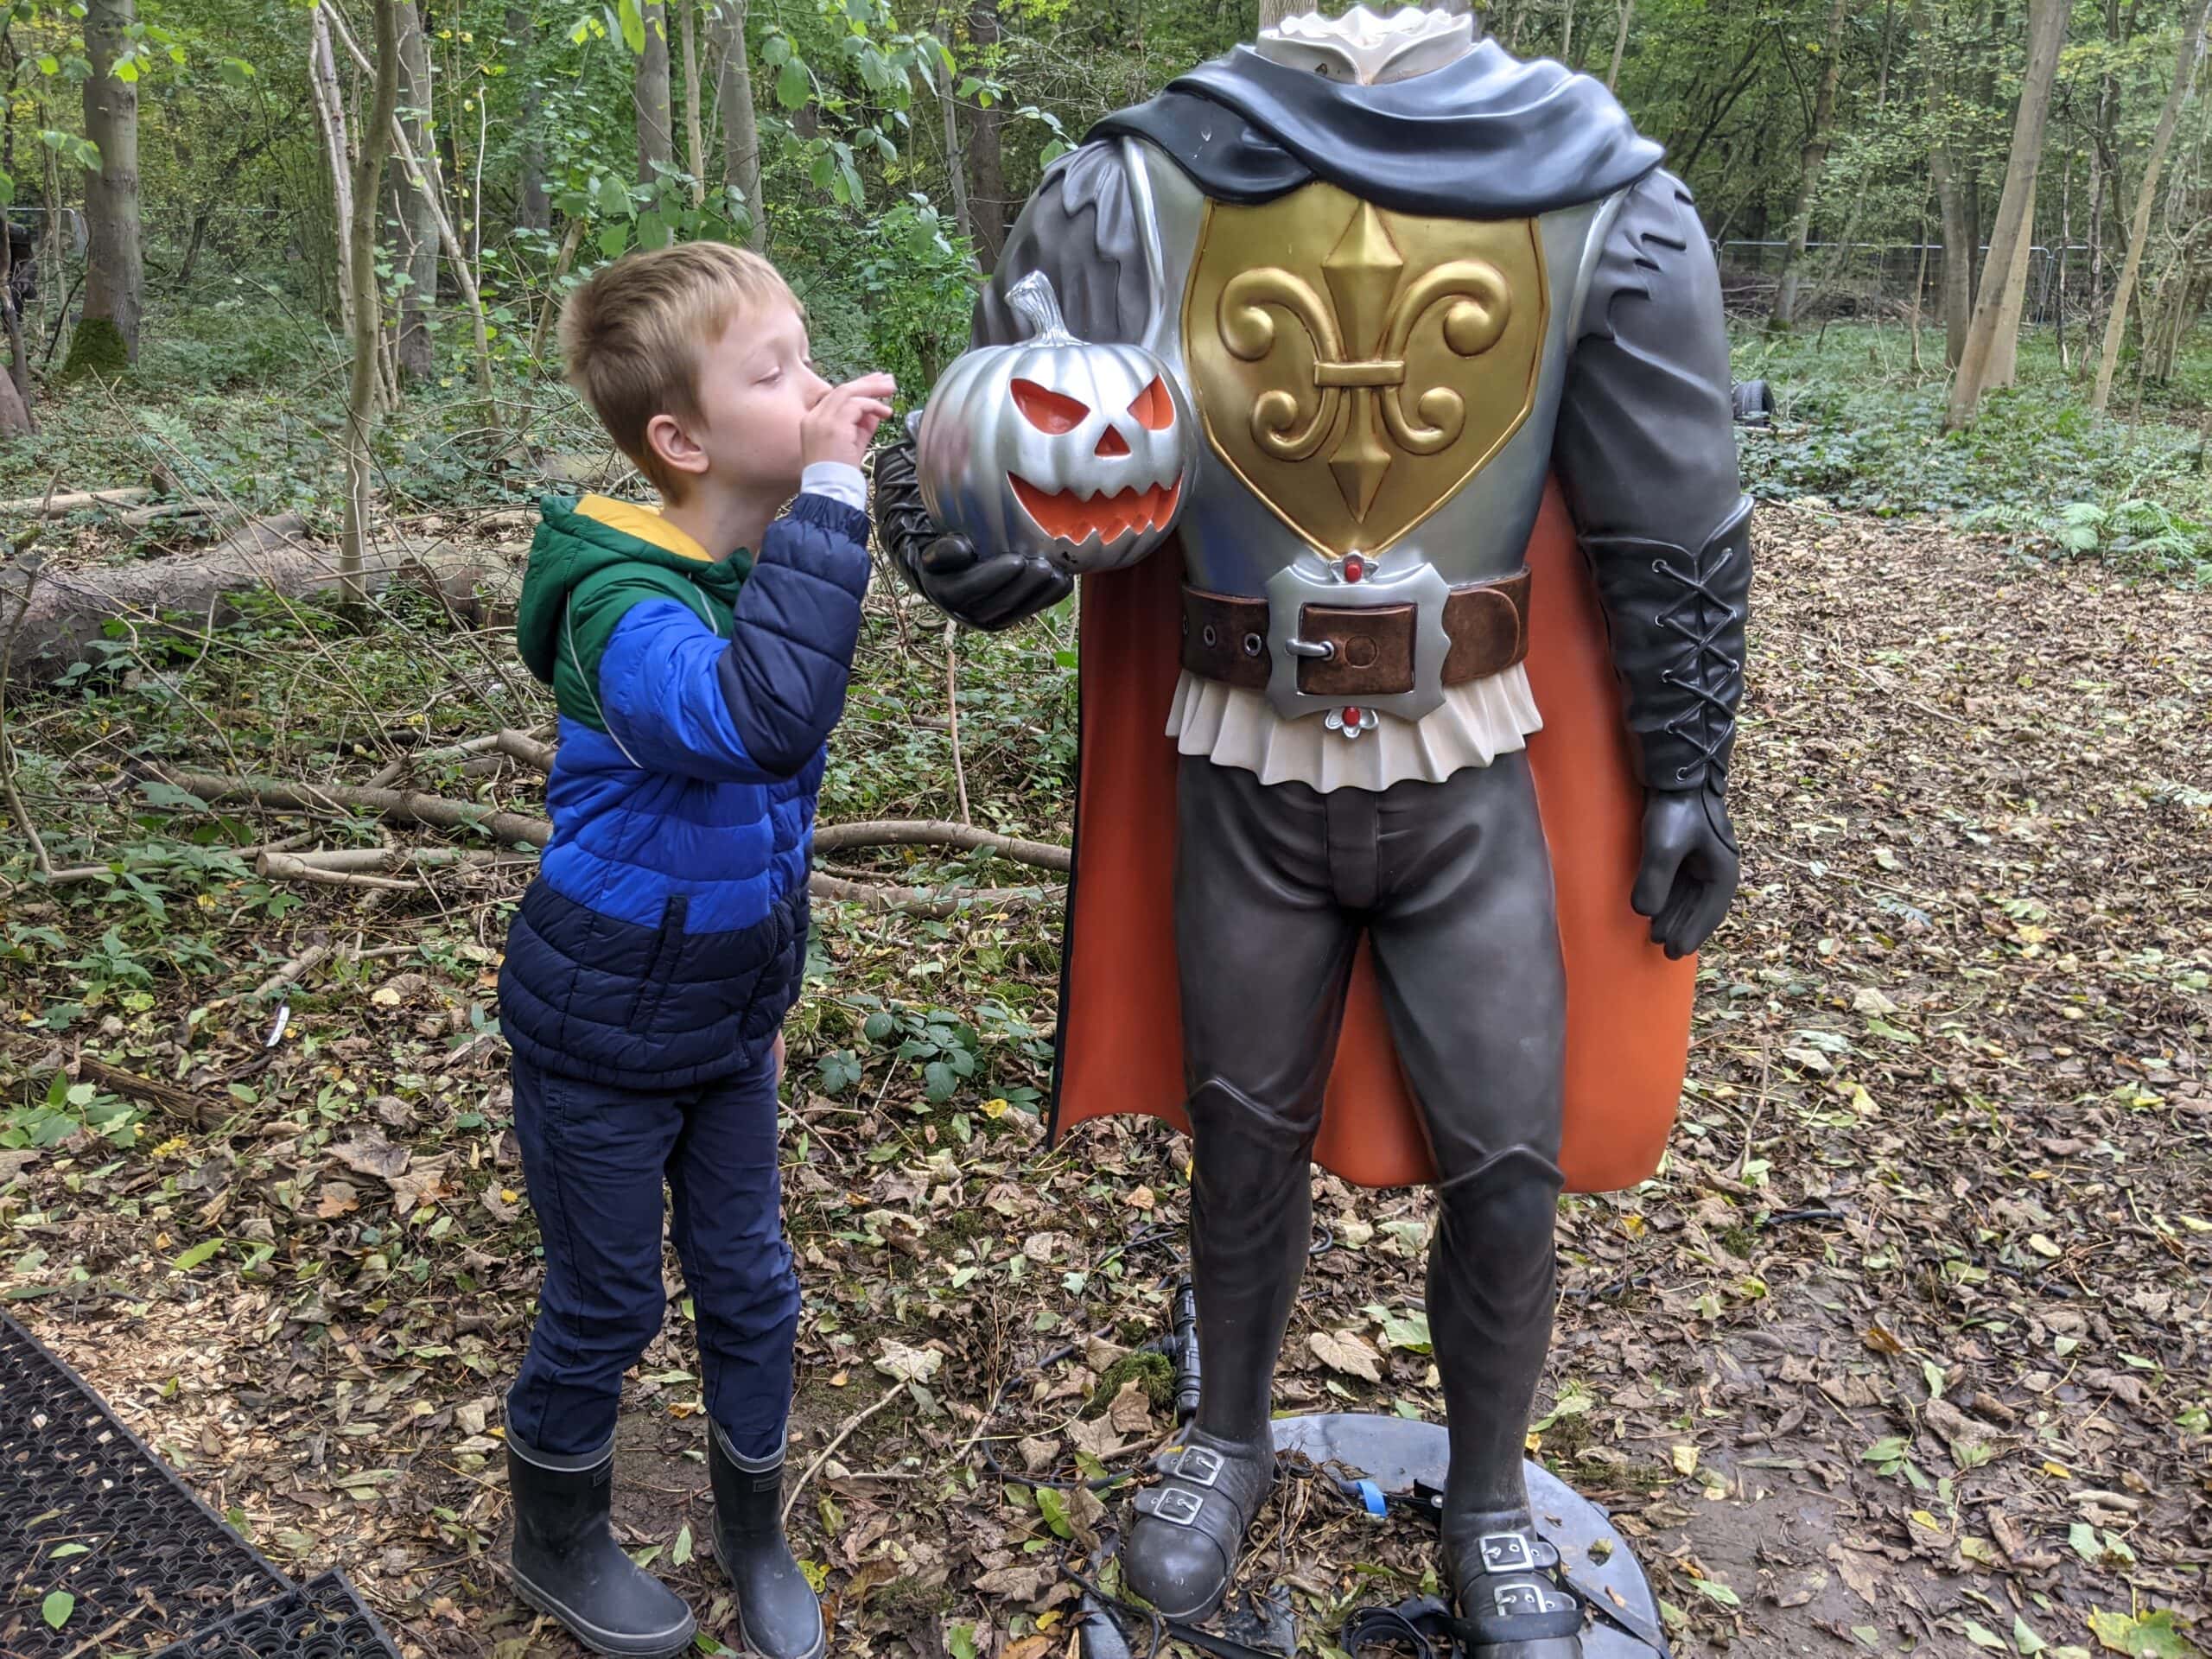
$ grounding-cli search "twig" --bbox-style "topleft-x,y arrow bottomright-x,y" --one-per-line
811,819 -> 1071,873
254,942 -> 332,1001
944,619 -> 970,826
258,855 -> 422,893
67,1052 -> 209,1129
270,846 -> 535,875
783,1382 -> 906,1525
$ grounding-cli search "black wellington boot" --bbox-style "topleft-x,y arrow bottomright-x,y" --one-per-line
709,1424 -> 826,1659
506,1433 -> 697,1659
1429,1149 -> 1583,1657
1122,1090 -> 1311,1623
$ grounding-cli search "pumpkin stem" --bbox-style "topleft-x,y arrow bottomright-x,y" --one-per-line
1005,271 -> 1078,345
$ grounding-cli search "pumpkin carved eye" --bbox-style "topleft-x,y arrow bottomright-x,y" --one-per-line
1011,378 -> 1089,434
1128,376 -> 1176,431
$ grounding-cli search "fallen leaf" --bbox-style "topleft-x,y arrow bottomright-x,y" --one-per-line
1853,987 -> 1902,1015
1107,1378 -> 1154,1438
973,1562 -> 1056,1603
315,1180 -> 359,1219
873,1340 -> 943,1383
1671,1443 -> 1700,1477
330,1130 -> 410,1182
1308,1330 -> 1382,1383
1067,1414 -> 1127,1461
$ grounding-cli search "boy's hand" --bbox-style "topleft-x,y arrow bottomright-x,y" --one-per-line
802,372 -> 896,470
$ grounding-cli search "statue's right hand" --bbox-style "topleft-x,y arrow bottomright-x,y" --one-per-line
909,535 -> 1073,632
875,428 -> 1072,632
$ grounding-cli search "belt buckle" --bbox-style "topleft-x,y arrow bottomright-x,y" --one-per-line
1478,1532 -> 1537,1573
1140,1486 -> 1206,1528
1265,556 -> 1449,725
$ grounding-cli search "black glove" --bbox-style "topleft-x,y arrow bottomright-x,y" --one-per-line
874,431 -> 1072,632
1632,786 -> 1739,959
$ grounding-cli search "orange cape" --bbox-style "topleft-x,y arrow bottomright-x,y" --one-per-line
1043,481 -> 1694,1194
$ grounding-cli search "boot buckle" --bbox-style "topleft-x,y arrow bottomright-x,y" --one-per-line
1137,1486 -> 1206,1528
1164,1446 -> 1224,1488
1491,1581 -> 1570,1618
1478,1532 -> 1535,1573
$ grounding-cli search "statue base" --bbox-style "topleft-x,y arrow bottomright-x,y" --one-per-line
1074,1412 -> 1671,1657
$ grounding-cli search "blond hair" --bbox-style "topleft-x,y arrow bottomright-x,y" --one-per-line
558,240 -> 801,497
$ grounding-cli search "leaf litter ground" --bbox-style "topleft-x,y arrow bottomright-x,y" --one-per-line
1,505 -> 2208,1658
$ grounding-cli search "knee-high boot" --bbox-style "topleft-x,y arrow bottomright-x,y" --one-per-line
1121,1084 -> 1313,1622
1427,1147 -> 1583,1658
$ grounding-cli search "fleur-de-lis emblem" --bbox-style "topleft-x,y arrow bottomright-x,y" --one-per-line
1219,203 -> 1510,523
1182,185 -> 1548,556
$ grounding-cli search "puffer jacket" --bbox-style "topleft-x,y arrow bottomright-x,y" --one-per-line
498,490 -> 870,1087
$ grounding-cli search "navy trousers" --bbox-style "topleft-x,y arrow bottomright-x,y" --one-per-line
504,1046 -> 799,1462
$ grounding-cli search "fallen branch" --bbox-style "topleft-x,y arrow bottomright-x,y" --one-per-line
493,728 -> 556,774
0,486 -> 149,516
255,942 -> 332,1000
267,846 -> 536,875
69,1052 -> 208,1128
807,873 -> 1051,918
157,768 -> 553,849
811,819 -> 1071,874
257,855 -> 419,893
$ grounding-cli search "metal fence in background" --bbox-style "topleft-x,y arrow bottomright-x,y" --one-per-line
1715,238 -> 2100,327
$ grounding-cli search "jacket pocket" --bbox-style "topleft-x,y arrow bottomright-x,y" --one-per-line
625,894 -> 689,1035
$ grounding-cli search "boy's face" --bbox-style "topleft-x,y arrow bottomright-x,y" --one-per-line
648,298 -> 828,499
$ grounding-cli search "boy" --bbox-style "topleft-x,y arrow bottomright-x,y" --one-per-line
498,241 -> 892,1659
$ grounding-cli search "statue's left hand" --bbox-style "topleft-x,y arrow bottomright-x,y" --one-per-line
1632,788 -> 1739,960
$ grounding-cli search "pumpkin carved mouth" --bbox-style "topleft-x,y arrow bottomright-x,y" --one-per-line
1009,474 -> 1184,544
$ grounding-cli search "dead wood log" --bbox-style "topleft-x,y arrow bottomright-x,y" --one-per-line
807,873 -> 1052,918
65,1051 -> 209,1128
1,513 -> 522,684
493,728 -> 556,773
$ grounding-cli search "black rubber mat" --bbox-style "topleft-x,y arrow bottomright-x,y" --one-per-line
0,1311 -> 291,1656
149,1571 -> 404,1659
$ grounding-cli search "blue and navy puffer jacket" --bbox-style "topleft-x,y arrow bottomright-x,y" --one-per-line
498,491 -> 870,1087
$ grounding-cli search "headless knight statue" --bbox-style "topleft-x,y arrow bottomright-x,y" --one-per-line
878,8 -> 1751,1653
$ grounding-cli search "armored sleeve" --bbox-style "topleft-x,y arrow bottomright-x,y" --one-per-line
1553,169 -> 1751,796
971,140 -> 1156,348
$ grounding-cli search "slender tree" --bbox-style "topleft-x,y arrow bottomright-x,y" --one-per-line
393,1 -> 440,383
340,0 -> 403,608
967,0 -> 1007,266
1946,0 -> 2069,429
63,0 -> 143,376
1916,0 -> 1975,367
2091,0 -> 2211,413
508,5 -> 548,232
711,0 -> 764,246
1771,0 -> 1853,329
637,0 -> 675,188
680,0 -> 706,204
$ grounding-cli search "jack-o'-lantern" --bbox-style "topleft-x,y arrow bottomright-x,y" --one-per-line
917,272 -> 1195,576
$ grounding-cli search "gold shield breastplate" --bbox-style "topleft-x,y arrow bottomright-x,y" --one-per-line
1181,182 -> 1549,557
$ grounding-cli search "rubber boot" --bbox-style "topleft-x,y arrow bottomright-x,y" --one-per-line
1428,1150 -> 1582,1657
506,1433 -> 697,1659
1122,1087 -> 1311,1623
709,1424 -> 826,1659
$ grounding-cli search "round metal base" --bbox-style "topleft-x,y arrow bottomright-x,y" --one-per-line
1273,1414 -> 1669,1656
1073,1413 -> 1669,1657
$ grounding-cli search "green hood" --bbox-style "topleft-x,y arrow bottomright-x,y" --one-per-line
515,494 -> 755,736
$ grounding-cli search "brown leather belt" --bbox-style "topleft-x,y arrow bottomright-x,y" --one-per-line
1179,569 -> 1531,698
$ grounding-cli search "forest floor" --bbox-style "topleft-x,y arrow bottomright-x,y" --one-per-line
2,499 -> 2209,1659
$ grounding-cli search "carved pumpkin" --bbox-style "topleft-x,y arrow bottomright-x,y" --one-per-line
917,272 -> 1196,576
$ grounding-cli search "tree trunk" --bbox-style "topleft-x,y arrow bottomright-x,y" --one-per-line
509,5 -> 549,232
967,0 -> 1007,267
1771,0 -> 1852,329
1916,0 -> 1974,366
393,2 -> 439,383
308,6 -> 359,341
2091,0 -> 2210,413
1946,0 -> 2068,429
711,0 -> 763,245
64,0 -> 142,375
1259,0 -> 1300,29
1984,214 -> 2037,387
937,56 -> 973,250
1608,0 -> 1635,90
341,0 -> 403,611
637,0 -> 675,189
0,209 -> 35,435
679,0 -> 706,204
